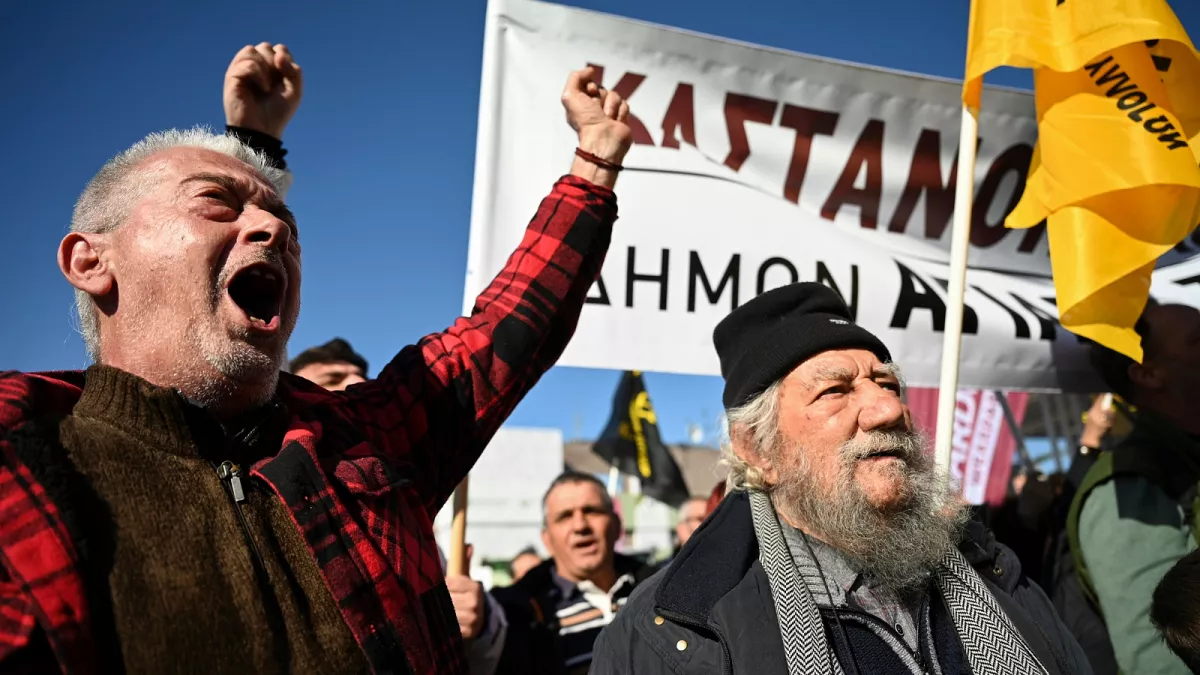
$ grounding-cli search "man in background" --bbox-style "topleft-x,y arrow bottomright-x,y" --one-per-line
289,337 -> 368,390
651,496 -> 709,572
1068,302 -> 1200,674
674,497 -> 708,550
489,472 -> 650,675
509,547 -> 542,583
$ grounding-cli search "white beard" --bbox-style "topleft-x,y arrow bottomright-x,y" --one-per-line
770,430 -> 969,593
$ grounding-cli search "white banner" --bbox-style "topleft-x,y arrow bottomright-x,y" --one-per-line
465,0 -> 1200,391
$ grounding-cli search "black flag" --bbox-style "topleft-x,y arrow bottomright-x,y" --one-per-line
594,371 -> 690,507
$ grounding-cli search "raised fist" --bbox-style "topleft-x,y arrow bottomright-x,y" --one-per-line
224,42 -> 304,140
562,67 -> 632,185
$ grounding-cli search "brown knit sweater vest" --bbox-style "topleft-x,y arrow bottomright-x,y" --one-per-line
58,365 -> 369,674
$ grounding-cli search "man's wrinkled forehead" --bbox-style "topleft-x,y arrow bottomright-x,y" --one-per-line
297,361 -> 363,377
790,348 -> 900,389
144,147 -> 295,231
143,146 -> 274,191
544,480 -> 607,513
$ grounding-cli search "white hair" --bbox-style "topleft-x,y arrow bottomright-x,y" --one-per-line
70,126 -> 288,360
719,362 -> 906,492
720,380 -> 784,492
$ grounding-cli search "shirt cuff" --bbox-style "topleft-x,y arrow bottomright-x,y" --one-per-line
225,125 -> 289,170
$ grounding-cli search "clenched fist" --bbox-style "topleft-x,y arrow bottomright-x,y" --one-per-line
562,66 -> 633,188
224,42 -> 303,140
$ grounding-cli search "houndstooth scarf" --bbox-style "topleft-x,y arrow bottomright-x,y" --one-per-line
749,490 -> 1047,675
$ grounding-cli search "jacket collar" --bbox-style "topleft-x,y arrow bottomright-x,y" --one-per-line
1123,410 -> 1200,469
71,365 -> 289,464
654,490 -> 759,625
958,516 -> 1019,593
655,490 -> 1010,620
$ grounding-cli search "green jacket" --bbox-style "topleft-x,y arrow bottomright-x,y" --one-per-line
1067,412 -> 1200,674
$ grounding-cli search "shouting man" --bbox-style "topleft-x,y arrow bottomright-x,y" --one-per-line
490,472 -> 652,675
0,45 -> 632,675
591,283 -> 1091,675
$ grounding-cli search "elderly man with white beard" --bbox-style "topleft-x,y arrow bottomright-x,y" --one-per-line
591,282 -> 1092,675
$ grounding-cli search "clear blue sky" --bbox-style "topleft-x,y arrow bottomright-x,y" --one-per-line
2,0 -> 1197,445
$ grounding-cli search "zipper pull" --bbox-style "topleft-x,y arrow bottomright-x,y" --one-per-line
217,461 -> 246,503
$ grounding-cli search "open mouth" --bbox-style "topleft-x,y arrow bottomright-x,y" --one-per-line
571,539 -> 600,554
227,263 -> 285,331
862,448 -> 905,461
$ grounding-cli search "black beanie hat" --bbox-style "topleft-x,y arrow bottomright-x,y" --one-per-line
713,282 -> 892,409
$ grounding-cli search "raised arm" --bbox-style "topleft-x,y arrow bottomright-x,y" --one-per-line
339,68 -> 632,514
223,42 -> 303,196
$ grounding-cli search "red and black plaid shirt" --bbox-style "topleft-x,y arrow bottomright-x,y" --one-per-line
0,176 -> 617,675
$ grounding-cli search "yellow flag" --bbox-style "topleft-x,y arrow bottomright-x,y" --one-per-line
964,0 -> 1200,361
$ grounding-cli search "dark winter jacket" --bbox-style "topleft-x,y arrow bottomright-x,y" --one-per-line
490,553 -> 652,675
591,491 -> 1094,675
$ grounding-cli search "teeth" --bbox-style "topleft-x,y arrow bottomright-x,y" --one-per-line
246,268 -> 278,282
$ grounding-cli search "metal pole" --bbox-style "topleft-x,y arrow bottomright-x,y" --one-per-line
1053,394 -> 1077,472
1037,395 -> 1065,473
995,390 -> 1036,474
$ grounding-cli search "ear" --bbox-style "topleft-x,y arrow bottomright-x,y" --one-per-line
1129,360 -> 1163,392
58,232 -> 114,299
540,527 -> 553,554
731,426 -> 780,486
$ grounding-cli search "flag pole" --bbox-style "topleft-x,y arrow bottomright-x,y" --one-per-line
447,477 -> 470,576
606,465 -> 621,497
1037,395 -> 1064,472
994,390 -> 1036,474
934,104 -> 980,474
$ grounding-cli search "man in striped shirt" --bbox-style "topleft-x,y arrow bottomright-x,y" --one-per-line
488,472 -> 651,675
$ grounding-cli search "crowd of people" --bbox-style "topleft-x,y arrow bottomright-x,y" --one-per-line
2,41 -> 1200,675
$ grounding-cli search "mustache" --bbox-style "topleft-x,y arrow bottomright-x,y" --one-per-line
216,248 -> 286,290
840,429 -> 927,464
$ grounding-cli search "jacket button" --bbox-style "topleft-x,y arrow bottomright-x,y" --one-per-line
677,640 -> 688,651
993,565 -> 1004,577
654,616 -> 665,625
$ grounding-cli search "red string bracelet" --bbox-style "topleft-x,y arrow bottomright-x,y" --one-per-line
575,147 -> 624,172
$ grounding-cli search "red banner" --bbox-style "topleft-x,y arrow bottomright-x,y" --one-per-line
907,388 -> 1029,506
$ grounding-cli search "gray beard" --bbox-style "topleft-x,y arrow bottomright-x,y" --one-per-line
770,430 -> 968,594
185,249 -> 294,410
